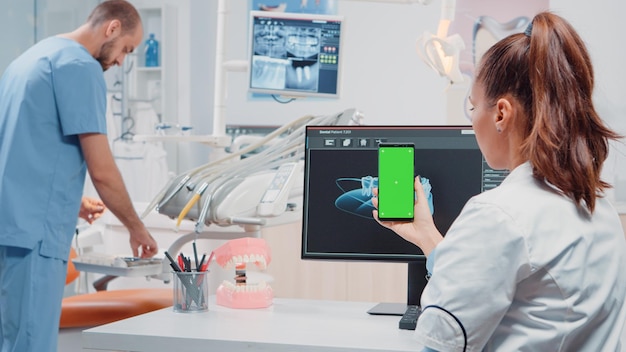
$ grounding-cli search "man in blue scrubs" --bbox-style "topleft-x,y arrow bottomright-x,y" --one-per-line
0,1 -> 159,350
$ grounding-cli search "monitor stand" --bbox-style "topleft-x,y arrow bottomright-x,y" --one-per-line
366,302 -> 407,316
366,261 -> 428,316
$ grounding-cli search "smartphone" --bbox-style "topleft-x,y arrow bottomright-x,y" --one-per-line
377,143 -> 415,221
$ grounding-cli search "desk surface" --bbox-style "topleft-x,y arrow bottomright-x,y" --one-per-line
83,296 -> 421,352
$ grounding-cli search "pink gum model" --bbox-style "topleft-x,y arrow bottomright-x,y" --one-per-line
213,237 -> 274,308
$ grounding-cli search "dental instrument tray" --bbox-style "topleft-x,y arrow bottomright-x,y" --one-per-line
72,252 -> 163,277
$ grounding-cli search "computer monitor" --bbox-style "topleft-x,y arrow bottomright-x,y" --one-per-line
248,11 -> 344,99
301,125 -> 507,314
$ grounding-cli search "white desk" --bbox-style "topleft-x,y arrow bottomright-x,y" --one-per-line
82,296 -> 419,351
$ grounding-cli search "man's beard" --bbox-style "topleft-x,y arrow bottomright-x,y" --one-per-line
96,40 -> 115,71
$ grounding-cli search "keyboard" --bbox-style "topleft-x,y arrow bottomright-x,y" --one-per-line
398,305 -> 421,330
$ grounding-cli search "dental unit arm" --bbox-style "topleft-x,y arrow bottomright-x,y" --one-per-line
142,109 -> 362,281
142,108 -> 362,234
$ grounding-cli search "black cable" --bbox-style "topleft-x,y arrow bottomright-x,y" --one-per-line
271,94 -> 296,104
421,305 -> 467,352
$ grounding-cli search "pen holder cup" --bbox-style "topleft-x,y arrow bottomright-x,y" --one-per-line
172,271 -> 209,313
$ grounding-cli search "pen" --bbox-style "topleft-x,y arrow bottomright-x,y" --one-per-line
184,256 -> 192,272
206,251 -> 215,271
197,261 -> 209,288
165,251 -> 201,306
197,253 -> 207,270
178,254 -> 185,271
164,251 -> 182,272
193,241 -> 199,271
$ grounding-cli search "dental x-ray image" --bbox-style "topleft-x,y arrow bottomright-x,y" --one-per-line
251,21 -> 321,92
251,0 -> 339,15
248,11 -> 343,98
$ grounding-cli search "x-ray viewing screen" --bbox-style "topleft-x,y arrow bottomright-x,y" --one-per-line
301,125 -> 508,262
248,11 -> 344,98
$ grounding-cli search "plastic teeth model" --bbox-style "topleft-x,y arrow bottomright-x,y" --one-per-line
213,237 -> 273,308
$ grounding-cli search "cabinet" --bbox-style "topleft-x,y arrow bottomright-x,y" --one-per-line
126,0 -> 178,125
122,0 -> 186,176
98,0 -> 187,201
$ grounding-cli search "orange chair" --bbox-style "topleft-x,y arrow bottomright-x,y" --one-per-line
60,248 -> 173,328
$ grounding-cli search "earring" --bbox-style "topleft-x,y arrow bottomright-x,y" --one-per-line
496,126 -> 502,133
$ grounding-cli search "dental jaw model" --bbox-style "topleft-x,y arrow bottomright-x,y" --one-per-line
214,237 -> 273,309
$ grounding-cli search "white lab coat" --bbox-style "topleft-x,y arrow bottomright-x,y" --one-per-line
415,162 -> 626,352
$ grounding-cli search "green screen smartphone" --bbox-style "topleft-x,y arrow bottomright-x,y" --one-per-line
377,143 -> 415,221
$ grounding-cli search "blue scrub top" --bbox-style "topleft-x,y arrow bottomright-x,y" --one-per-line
0,36 -> 107,260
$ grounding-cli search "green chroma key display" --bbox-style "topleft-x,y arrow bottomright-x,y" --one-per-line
377,143 -> 415,221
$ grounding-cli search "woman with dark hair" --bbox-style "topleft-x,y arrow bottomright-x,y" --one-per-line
374,11 -> 626,351
0,1 -> 157,350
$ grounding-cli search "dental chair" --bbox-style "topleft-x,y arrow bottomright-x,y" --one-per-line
59,247 -> 172,328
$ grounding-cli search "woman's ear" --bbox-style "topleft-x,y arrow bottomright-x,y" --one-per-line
494,96 -> 514,133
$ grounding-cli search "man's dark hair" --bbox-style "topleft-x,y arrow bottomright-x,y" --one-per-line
87,0 -> 141,35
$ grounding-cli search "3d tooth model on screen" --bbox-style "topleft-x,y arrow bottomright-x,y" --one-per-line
140,109 -> 362,233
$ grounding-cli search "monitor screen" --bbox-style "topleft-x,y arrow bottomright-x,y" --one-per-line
301,125 -> 507,309
248,11 -> 344,99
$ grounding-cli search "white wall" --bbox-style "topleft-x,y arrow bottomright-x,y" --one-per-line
0,0 -> 100,76
548,0 -> 626,208
186,0 -> 626,154
189,0 -> 447,127
172,0 -> 626,303
183,0 -> 448,171
3,1 -> 624,174
3,0 -> 624,301
0,2 -> 34,75
183,0 -> 626,200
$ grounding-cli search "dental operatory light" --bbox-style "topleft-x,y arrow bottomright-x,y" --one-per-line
415,0 -> 465,84
349,0 -> 463,84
